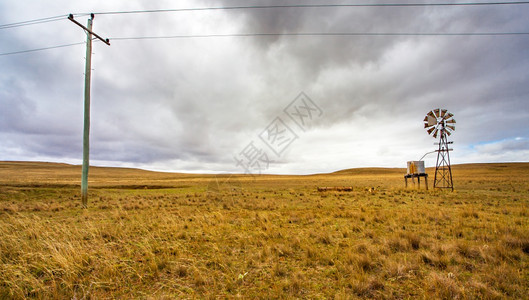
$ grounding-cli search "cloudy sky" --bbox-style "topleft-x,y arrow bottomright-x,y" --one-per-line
1,0 -> 528,174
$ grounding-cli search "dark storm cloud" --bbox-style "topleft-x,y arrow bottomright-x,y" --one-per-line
221,1 -> 529,118
210,1 -> 529,171
85,35 -> 261,165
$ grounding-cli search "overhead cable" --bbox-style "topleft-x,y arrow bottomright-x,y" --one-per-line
0,41 -> 86,56
88,1 -> 529,16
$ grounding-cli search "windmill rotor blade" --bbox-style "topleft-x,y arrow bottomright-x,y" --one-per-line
445,119 -> 456,124
446,124 -> 455,131
440,109 -> 447,118
446,130 -> 452,136
433,128 -> 439,138
434,109 -> 441,118
424,123 -> 432,128
427,127 -> 436,134
427,111 -> 436,118
445,112 -> 453,119
423,116 -> 429,122
427,115 -> 438,127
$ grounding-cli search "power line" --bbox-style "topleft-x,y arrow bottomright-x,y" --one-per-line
2,29 -> 529,57
111,31 -> 529,40
0,41 -> 86,56
2,2 -> 528,29
0,15 -> 67,29
87,1 -> 529,16
0,13 -> 89,30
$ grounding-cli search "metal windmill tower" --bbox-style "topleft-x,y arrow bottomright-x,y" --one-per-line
424,109 -> 456,191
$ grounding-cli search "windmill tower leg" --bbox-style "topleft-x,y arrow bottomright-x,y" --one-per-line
433,136 -> 442,188
445,135 -> 454,191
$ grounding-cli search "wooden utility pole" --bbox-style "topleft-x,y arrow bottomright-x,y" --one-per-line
68,14 -> 110,208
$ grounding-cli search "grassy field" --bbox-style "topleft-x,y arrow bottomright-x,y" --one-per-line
1,161 -> 528,299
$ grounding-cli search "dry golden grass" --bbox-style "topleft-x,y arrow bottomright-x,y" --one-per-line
0,161 -> 528,298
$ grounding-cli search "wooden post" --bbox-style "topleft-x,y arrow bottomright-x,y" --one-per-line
69,13 -> 110,208
81,16 -> 93,208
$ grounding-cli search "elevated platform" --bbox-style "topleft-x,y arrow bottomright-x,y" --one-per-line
404,173 -> 428,190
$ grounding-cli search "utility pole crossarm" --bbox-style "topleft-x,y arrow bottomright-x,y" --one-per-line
68,14 -> 111,45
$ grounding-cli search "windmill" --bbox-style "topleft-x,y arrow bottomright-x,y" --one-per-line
424,109 -> 455,190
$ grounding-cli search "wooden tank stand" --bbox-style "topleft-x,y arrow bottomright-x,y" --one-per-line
404,173 -> 428,190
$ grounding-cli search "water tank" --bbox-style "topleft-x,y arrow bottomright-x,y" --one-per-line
407,161 -> 425,175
